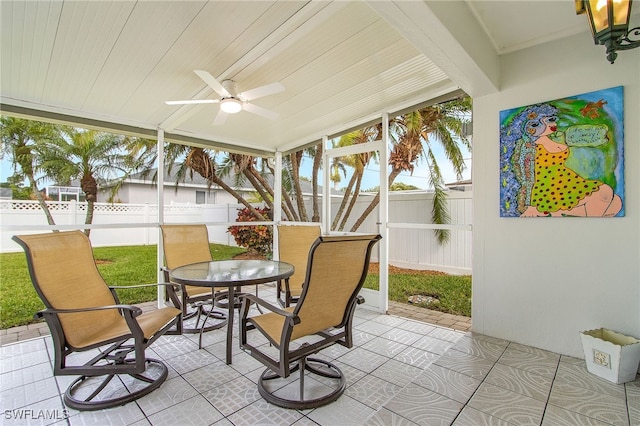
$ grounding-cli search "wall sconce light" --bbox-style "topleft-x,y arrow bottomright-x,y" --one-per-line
576,0 -> 640,63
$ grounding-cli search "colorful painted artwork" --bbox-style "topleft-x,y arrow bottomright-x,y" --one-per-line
499,86 -> 624,217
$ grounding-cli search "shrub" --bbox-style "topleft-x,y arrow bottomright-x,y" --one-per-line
227,206 -> 273,256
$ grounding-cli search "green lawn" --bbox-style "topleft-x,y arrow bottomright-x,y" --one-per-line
0,244 -> 471,329
364,273 -> 472,317
0,244 -> 245,329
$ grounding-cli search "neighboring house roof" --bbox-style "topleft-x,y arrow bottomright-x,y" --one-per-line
0,187 -> 12,199
125,168 -> 252,190
51,168 -> 345,198
119,167 -> 326,197
445,179 -> 472,191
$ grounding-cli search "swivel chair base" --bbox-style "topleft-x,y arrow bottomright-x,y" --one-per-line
258,357 -> 346,410
64,358 -> 168,411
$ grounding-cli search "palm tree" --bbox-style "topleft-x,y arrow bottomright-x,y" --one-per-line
351,96 -> 472,243
39,127 -> 135,235
330,129 -> 379,231
225,154 -> 273,210
0,117 -> 59,226
329,140 -> 348,191
308,142 -> 323,222
288,150 -> 309,222
277,154 -> 300,221
124,138 -> 304,222
167,145 -> 269,220
198,145 -> 324,224
123,136 -> 269,220
218,153 -> 299,221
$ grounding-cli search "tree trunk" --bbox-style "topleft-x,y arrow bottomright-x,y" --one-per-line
248,167 -> 274,200
311,143 -> 322,222
212,174 -> 265,219
281,186 -> 298,221
190,148 -> 265,220
350,168 -> 401,232
338,172 -> 363,231
16,143 -> 57,227
243,169 -> 272,210
246,166 -> 295,220
85,200 -> 94,237
331,172 -> 357,231
290,152 -> 308,221
265,162 -> 297,221
81,173 -> 98,237
28,176 -> 57,227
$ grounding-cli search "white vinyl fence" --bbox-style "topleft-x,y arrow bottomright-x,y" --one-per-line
0,200 -> 243,249
0,191 -> 472,274
333,191 -> 473,274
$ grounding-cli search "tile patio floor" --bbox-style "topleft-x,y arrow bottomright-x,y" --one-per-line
1,284 -> 638,425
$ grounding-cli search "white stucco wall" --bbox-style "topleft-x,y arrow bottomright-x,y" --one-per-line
472,33 -> 639,359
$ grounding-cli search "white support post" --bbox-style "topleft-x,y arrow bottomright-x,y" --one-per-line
321,135 -> 330,233
273,152 -> 283,259
156,129 -> 166,308
379,113 -> 390,313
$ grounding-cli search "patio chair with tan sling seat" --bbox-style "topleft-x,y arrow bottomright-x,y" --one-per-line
160,224 -> 228,336
275,224 -> 321,307
12,231 -> 182,411
239,233 -> 381,409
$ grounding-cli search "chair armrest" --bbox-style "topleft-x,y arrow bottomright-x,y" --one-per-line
109,282 -> 179,290
239,293 -> 297,320
108,283 -> 180,304
238,294 -> 300,352
34,304 -> 143,319
35,303 -> 162,345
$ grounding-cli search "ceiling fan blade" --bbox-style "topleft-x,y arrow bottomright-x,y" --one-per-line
243,102 -> 279,120
213,109 -> 228,126
239,82 -> 284,101
194,70 -> 230,97
165,99 -> 218,105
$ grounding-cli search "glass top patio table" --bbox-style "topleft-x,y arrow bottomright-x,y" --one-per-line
169,260 -> 294,287
169,260 -> 294,364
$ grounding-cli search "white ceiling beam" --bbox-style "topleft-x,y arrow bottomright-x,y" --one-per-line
366,0 -> 499,97
277,79 -> 459,153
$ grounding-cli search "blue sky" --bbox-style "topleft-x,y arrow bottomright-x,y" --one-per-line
300,140 -> 472,192
1,160 -> 15,183
1,140 -> 471,191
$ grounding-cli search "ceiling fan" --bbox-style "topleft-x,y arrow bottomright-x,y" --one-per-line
166,70 -> 284,125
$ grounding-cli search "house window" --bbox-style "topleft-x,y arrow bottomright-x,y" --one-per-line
45,186 -> 84,201
195,191 -> 205,204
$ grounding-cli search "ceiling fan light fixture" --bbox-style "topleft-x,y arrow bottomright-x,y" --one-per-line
220,98 -> 242,114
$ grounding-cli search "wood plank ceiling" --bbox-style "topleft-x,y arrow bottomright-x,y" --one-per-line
1,1 -> 593,154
